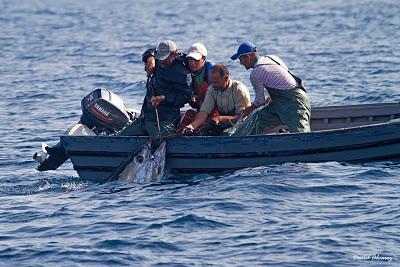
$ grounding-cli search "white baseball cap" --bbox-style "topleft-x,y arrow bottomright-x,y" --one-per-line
187,43 -> 207,60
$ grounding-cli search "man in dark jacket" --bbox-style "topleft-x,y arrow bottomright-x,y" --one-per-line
119,40 -> 193,136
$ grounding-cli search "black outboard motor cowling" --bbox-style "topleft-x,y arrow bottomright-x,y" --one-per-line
80,88 -> 132,134
36,88 -> 135,172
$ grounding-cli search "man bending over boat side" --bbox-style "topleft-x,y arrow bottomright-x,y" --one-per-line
119,40 -> 193,136
182,64 -> 251,135
230,42 -> 311,135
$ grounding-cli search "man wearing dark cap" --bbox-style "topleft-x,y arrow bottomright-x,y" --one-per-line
230,41 -> 311,135
119,40 -> 193,136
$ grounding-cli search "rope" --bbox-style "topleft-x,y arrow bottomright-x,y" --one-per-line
154,106 -> 161,138
146,75 -> 162,139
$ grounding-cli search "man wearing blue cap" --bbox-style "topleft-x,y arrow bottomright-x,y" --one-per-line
230,42 -> 311,135
119,40 -> 193,136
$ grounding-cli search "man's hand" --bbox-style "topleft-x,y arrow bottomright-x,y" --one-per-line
265,96 -> 271,106
210,116 -> 219,124
189,95 -> 201,109
181,124 -> 195,135
243,105 -> 255,117
145,56 -> 156,76
151,95 -> 165,107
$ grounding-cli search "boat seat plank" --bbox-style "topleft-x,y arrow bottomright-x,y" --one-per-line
311,103 -> 400,119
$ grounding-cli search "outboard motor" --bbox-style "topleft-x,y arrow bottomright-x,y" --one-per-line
80,88 -> 136,135
34,88 -> 137,171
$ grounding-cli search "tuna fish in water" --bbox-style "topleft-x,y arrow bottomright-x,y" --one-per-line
118,141 -> 166,183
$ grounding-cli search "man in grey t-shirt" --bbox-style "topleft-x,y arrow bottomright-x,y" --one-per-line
182,64 -> 250,135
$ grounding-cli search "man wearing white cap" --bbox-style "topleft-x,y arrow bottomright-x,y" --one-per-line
186,43 -> 213,107
119,40 -> 193,136
179,43 -> 219,129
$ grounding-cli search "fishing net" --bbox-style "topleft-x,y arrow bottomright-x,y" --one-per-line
232,109 -> 265,136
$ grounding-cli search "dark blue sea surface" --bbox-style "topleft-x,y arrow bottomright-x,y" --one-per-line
1,0 -> 399,266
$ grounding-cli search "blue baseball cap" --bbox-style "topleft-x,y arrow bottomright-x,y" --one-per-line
231,42 -> 257,60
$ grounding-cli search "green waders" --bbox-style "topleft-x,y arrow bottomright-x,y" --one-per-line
233,87 -> 311,135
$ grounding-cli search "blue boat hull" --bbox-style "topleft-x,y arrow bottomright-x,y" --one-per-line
61,119 -> 400,183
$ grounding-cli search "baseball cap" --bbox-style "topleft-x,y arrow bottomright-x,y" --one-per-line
187,43 -> 207,60
155,40 -> 177,60
230,41 -> 257,60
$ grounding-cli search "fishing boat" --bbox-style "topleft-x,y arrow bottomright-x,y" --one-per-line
60,102 -> 400,183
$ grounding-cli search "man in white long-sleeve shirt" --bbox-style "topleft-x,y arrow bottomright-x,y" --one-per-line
230,41 -> 311,135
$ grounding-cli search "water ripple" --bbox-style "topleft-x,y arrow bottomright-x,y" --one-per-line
1,0 -> 399,266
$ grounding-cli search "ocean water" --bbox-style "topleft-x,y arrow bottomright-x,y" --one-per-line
1,0 -> 399,266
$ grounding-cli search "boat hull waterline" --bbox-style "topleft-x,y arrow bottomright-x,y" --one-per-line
61,118 -> 400,182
